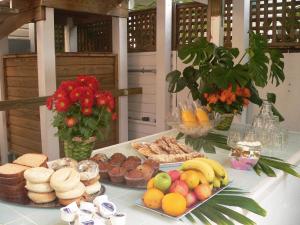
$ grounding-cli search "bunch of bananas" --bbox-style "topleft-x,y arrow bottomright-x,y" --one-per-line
181,158 -> 229,188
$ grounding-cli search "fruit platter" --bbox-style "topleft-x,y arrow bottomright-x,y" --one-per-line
136,158 -> 230,219
0,153 -> 105,208
90,152 -> 160,189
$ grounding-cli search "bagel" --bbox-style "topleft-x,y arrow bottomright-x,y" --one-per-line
85,181 -> 101,195
81,175 -> 100,186
25,181 -> 54,193
47,157 -> 78,171
27,191 -> 56,204
77,160 -> 99,181
58,196 -> 82,206
50,168 -> 80,192
24,167 -> 54,183
56,182 -> 85,199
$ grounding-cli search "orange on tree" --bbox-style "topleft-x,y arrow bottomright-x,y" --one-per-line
143,188 -> 164,209
162,193 -> 187,217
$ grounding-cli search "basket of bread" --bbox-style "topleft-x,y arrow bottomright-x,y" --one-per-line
0,154 -> 105,207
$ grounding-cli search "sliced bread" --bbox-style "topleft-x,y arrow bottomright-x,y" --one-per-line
0,163 -> 30,178
13,153 -> 48,168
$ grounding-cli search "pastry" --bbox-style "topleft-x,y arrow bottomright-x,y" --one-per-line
77,160 -> 99,181
109,157 -> 126,167
27,191 -> 56,204
85,181 -> 101,195
81,175 -> 100,186
136,164 -> 154,181
91,153 -> 108,163
108,167 -> 126,183
143,159 -> 160,174
127,156 -> 142,164
47,157 -> 78,171
98,161 -> 113,180
58,196 -> 82,206
50,168 -> 80,192
148,152 -> 203,163
124,169 -> 145,187
56,182 -> 86,199
110,153 -> 126,161
13,153 -> 48,168
25,181 -> 54,193
121,159 -> 141,171
24,167 -> 54,183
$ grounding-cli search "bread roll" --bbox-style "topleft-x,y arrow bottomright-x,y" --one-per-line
55,182 -> 85,199
50,168 -> 80,192
85,181 -> 101,195
27,191 -> 56,204
24,167 -> 54,183
58,196 -> 82,206
25,181 -> 53,193
81,175 -> 100,186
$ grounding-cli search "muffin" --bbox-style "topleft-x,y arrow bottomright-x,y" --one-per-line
109,153 -> 127,166
127,156 -> 142,164
136,164 -> 155,181
125,169 -> 145,187
98,161 -> 113,180
108,166 -> 126,183
91,153 -> 108,164
121,159 -> 141,171
143,159 -> 160,174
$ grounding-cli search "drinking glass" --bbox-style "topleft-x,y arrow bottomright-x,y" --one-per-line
227,129 -> 241,148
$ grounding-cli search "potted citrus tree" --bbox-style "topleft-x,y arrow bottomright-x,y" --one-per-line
46,75 -> 117,160
167,32 -> 285,130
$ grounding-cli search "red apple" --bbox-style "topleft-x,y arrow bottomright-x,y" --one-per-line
168,170 -> 181,182
186,191 -> 198,207
169,180 -> 189,197
194,184 -> 212,201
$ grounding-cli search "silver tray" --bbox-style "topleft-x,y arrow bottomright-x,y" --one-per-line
135,182 -> 231,220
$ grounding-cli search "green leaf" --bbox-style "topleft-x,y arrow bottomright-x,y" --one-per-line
213,204 -> 256,225
267,93 -> 276,104
203,142 -> 216,153
229,48 -> 239,58
185,213 -> 197,224
253,163 -> 263,176
176,132 -> 185,140
191,210 -> 212,225
210,195 -> 267,216
196,205 -> 233,225
257,162 -> 276,177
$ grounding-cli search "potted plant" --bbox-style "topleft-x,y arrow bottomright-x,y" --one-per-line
46,75 -> 117,161
166,31 -> 285,130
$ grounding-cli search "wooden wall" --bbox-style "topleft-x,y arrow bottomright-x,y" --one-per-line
3,53 -> 118,156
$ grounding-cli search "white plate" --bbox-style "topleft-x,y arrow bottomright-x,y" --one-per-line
135,182 -> 231,220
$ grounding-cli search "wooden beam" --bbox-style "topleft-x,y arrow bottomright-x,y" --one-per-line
208,0 -> 224,46
113,17 -> 128,142
41,0 -> 128,18
36,7 -> 59,160
0,37 -> 9,163
0,88 -> 142,111
156,0 -> 172,132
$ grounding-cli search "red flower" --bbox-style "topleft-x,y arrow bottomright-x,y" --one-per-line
77,75 -> 88,85
86,76 -> 100,91
112,112 -> 117,121
96,91 -> 107,106
107,98 -> 115,110
81,97 -> 94,108
242,88 -> 251,98
83,87 -> 94,97
81,107 -> 93,116
46,97 -> 53,110
70,87 -> 84,102
55,97 -> 70,112
54,89 -> 68,99
60,81 -> 79,92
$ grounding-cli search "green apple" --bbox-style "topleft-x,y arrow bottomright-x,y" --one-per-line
153,172 -> 172,192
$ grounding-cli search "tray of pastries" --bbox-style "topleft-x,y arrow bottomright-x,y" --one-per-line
90,152 -> 159,189
0,154 -> 105,208
131,136 -> 203,164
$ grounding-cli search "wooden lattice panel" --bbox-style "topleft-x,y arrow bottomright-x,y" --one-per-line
128,8 -> 156,52
55,24 -> 65,52
250,0 -> 300,50
174,2 -> 208,50
78,16 -> 112,52
224,0 -> 233,48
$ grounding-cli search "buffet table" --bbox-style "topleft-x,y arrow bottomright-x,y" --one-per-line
1,129 -> 300,225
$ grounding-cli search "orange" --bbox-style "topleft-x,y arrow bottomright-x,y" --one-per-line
180,170 -> 200,189
147,178 -> 155,189
162,193 -> 187,217
143,188 -> 164,209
